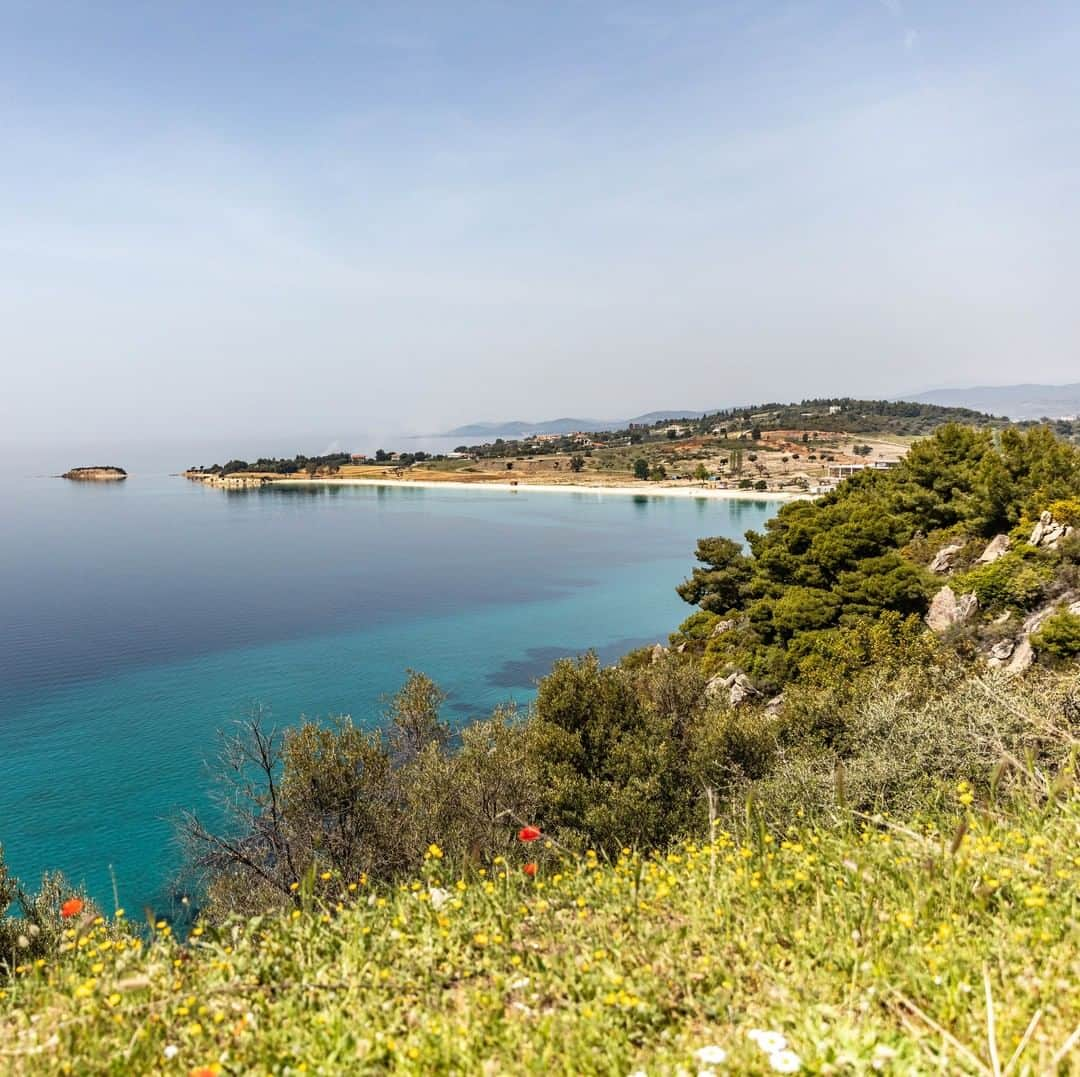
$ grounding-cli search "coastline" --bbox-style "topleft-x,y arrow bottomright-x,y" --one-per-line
270,476 -> 812,501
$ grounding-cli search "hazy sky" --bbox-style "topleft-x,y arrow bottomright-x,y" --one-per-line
3,1 -> 1079,444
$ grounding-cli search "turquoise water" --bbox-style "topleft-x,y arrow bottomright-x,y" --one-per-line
0,475 -> 776,915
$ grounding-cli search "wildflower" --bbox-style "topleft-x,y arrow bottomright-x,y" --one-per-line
523,862 -> 538,877
747,1030 -> 788,1054
429,887 -> 450,910
518,826 -> 542,842
163,1044 -> 179,1060
60,898 -> 84,919
427,843 -> 444,859
694,1045 -> 728,1064
768,1049 -> 802,1073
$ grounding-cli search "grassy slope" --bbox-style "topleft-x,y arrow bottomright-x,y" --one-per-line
2,793 -> 1078,1074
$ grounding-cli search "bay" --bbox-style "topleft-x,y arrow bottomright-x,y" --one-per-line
0,471 -> 776,914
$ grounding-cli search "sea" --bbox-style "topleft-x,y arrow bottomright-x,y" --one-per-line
0,439 -> 777,916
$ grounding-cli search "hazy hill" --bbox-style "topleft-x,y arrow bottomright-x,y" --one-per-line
443,411 -> 708,438
903,383 -> 1080,420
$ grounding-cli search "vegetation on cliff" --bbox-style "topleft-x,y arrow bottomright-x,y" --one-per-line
673,425 -> 1080,690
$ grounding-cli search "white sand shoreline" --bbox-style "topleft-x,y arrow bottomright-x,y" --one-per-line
273,476 -> 812,501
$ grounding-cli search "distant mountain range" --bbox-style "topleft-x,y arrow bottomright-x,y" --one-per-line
902,384 -> 1080,420
443,411 -> 710,439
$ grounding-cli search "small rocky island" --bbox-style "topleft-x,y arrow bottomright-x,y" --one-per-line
61,466 -> 128,481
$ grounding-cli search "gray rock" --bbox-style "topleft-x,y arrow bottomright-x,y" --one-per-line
1029,511 -> 1052,546
650,644 -> 667,663
711,619 -> 736,637
1005,637 -> 1033,674
764,693 -> 785,715
976,534 -> 1011,564
986,639 -> 1015,665
728,673 -> 760,707
706,670 -> 761,707
926,586 -> 979,632
1029,511 -> 1074,549
929,542 -> 965,574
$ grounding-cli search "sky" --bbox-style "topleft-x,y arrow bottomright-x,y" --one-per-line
2,1 -> 1080,448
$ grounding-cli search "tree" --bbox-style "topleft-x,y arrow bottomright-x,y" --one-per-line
633,458 -> 649,480
751,427 -> 762,441
649,463 -> 667,481
570,455 -> 585,473
676,536 -> 752,613
693,463 -> 709,482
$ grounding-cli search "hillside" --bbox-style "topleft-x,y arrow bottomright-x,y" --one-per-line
2,773 -> 1077,1074
904,384 -> 1080,421
443,412 -> 708,438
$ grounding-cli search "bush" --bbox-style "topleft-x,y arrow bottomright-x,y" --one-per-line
953,548 -> 1055,611
1032,608 -> 1080,660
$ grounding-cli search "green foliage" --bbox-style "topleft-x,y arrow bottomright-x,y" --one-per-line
528,654 -> 703,852
0,847 -> 87,973
4,724 -> 1078,1074
680,424 -> 1080,690
1031,608 -> 1080,660
633,458 -> 649,480
953,548 -> 1055,611
675,537 -> 752,614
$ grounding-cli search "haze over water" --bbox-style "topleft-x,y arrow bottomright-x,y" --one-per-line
0,470 -> 776,914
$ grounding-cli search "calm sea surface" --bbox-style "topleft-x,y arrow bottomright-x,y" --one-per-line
0,472 -> 776,913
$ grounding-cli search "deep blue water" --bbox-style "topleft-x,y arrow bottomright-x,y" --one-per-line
0,473 -> 776,915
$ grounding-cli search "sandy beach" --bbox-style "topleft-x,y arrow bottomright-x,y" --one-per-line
272,476 -> 812,500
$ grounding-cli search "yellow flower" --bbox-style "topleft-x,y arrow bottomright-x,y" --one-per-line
427,843 -> 444,859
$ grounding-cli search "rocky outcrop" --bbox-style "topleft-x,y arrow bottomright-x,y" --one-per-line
986,591 -> 1080,673
187,472 -> 271,489
1029,511 -> 1075,550
62,466 -> 127,481
650,644 -> 668,664
706,671 -> 761,707
926,586 -> 979,632
711,619 -> 736,638
975,534 -> 1011,564
929,542 -> 965,574
764,693 -> 785,715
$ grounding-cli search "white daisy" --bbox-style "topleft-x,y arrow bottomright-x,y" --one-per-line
694,1045 -> 728,1065
768,1049 -> 803,1073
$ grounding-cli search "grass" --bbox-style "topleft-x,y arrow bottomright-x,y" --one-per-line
2,790 -> 1078,1075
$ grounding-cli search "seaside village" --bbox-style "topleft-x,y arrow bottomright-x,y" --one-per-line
186,406 -> 908,493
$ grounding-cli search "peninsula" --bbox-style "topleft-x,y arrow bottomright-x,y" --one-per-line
183,397 -> 1040,498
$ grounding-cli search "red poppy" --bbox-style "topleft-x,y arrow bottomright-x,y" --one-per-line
60,898 -> 84,919
189,1069 -> 217,1077
523,862 -> 538,877
518,825 -> 542,842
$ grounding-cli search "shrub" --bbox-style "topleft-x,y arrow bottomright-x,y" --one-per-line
1032,608 -> 1080,660
953,548 -> 1055,611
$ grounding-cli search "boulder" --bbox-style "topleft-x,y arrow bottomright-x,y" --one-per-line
728,673 -> 761,707
926,586 -> 979,632
1004,637 -> 1033,675
705,671 -> 761,707
650,644 -> 667,664
975,534 -> 1011,564
929,542 -> 965,574
985,639 -> 1015,668
764,693 -> 785,715
711,619 -> 736,638
1029,511 -> 1075,549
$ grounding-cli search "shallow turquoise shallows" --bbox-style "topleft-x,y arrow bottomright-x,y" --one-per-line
0,475 -> 777,914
